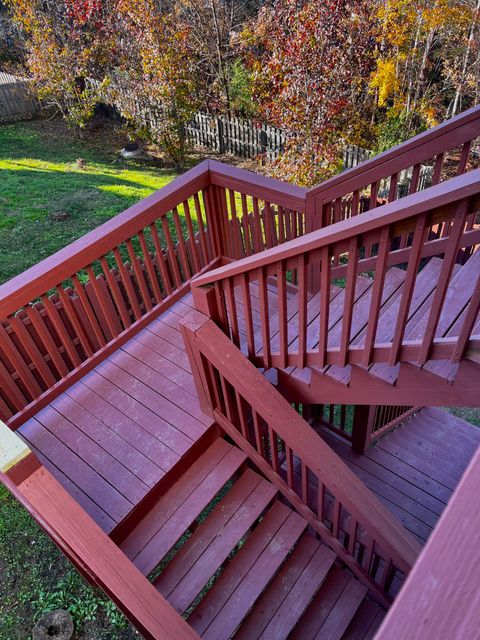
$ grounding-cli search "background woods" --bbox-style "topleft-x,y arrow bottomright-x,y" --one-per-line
3,0 -> 480,183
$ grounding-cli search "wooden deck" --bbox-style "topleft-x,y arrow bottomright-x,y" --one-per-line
17,292 -> 214,533
317,408 -> 480,545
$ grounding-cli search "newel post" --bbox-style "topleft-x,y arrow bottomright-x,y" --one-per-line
351,404 -> 375,454
191,283 -> 229,334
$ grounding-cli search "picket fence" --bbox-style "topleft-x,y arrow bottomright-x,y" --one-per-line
0,73 -> 41,123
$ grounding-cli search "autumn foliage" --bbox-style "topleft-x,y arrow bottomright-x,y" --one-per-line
5,0 -> 480,182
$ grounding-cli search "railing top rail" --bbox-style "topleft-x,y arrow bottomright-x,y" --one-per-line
208,160 -> 307,212
307,104 -> 480,200
184,312 -> 422,570
193,168 -> 480,287
0,161 -> 211,318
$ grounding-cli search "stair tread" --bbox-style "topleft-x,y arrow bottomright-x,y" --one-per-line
343,599 -> 385,640
234,533 -> 336,640
120,438 -> 247,575
290,566 -> 367,640
154,468 -> 277,613
188,501 -> 307,639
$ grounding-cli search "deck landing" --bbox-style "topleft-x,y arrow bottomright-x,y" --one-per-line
17,293 -> 214,533
317,407 -> 480,544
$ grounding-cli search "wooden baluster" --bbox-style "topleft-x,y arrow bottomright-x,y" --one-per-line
252,197 -> 263,252
301,461 -> 309,504
193,192 -> 209,265
284,207 -> 292,241
252,410 -> 264,455
112,248 -> 142,321
351,190 -> 360,217
0,394 -> 13,420
99,258 -> 132,329
277,206 -> 286,244
318,246 -> 331,367
379,556 -> 393,591
172,207 -> 191,280
85,266 -> 120,340
71,274 -> 106,349
286,445 -> 294,489
317,479 -> 325,523
339,236 -> 359,367
277,261 -> 288,369
298,254 -> 307,368
0,355 -> 27,411
125,239 -> 152,312
388,213 -> 428,366
457,140 -> 472,175
0,322 -> 42,399
228,190 -> 243,259
138,230 -> 163,304
224,277 -> 240,348
219,374 -> 235,423
332,498 -> 341,538
240,193 -> 252,256
41,293 -> 81,368
408,163 -> 421,195
234,390 -> 249,439
9,314 -> 56,388
149,223 -> 173,296
451,275 -> 480,363
240,274 -> 255,358
369,182 -> 379,209
160,216 -> 183,288
182,200 -> 202,273
388,173 -> 398,201
347,519 -> 358,555
56,287 -> 93,358
417,200 -> 469,365
26,304 -> 69,378
258,267 -> 271,369
268,426 -> 280,473
431,152 -> 444,185
362,226 -> 391,367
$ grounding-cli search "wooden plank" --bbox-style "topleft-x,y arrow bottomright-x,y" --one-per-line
156,469 -> 277,613
66,380 -> 177,471
237,537 -> 336,640
342,600 -> 385,640
189,503 -> 307,638
19,417 -> 132,522
80,368 -> 193,455
313,577 -> 367,640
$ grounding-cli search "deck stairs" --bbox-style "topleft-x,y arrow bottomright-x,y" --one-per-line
117,436 -> 385,640
228,248 -> 480,407
2,108 -> 480,639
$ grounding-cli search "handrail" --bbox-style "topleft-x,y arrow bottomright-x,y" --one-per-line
181,311 -> 422,605
309,104 -> 480,200
194,169 -> 480,285
191,169 -> 480,372
0,423 -> 200,640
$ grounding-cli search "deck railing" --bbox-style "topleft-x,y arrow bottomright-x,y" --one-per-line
192,169 -> 480,373
181,311 -> 422,606
1,106 -> 479,428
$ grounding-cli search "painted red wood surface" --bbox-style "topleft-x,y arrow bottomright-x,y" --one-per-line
375,445 -> 480,640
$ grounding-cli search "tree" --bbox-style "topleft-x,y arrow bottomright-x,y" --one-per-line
241,0 -> 376,186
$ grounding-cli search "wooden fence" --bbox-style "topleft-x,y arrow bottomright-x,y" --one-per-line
185,112 -> 286,161
0,73 -> 41,124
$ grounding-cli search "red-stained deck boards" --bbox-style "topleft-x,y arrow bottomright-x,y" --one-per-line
290,566 -> 358,640
343,600 -> 385,640
121,439 -> 247,576
234,534 -> 336,640
18,291 -> 214,534
155,468 -> 277,613
188,502 -> 307,639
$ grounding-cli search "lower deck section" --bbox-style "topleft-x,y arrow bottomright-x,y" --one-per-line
17,293 -> 214,533
317,407 -> 480,544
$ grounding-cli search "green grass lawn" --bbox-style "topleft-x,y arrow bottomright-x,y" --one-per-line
0,117 -> 187,640
0,118 -> 179,285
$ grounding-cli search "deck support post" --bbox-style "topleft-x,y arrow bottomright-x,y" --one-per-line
351,404 -> 375,454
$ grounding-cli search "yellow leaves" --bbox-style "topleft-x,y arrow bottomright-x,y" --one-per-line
369,58 -> 400,107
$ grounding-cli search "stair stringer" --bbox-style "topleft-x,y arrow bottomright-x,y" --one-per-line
277,359 -> 480,407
